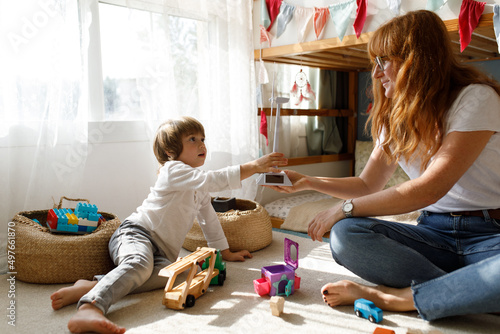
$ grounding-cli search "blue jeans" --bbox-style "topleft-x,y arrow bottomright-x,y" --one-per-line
329,211 -> 500,321
77,220 -> 172,314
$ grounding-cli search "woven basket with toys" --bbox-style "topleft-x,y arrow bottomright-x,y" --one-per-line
11,197 -> 121,284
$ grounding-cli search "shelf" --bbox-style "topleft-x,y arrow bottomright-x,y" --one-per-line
287,153 -> 355,166
258,108 -> 355,117
254,13 -> 498,70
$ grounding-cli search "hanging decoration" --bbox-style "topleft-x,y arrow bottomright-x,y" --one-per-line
260,24 -> 273,46
290,69 -> 316,105
353,0 -> 367,38
266,0 -> 283,31
314,7 -> 330,40
261,0 -> 271,30
459,0 -> 486,52
257,0 -> 499,55
294,7 -> 315,43
426,0 -> 447,11
329,0 -> 356,42
386,0 -> 401,15
276,2 -> 295,38
493,4 -> 500,53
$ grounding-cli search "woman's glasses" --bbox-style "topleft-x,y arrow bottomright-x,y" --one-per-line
375,56 -> 388,71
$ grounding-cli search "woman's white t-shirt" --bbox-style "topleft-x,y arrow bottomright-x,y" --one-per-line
398,84 -> 500,212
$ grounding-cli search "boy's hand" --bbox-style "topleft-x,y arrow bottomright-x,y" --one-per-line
221,249 -> 253,262
240,152 -> 288,181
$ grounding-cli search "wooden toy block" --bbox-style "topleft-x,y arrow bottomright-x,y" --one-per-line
270,296 -> 285,316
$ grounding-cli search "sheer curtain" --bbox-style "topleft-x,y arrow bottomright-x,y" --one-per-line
113,0 -> 258,199
0,1 -> 91,272
0,0 -> 257,272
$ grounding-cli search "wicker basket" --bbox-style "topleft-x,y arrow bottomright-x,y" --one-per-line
11,198 -> 121,284
183,198 -> 272,253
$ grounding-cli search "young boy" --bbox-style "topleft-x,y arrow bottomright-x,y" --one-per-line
51,116 -> 288,334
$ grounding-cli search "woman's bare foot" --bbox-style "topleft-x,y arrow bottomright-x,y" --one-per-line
321,280 -> 416,312
51,279 -> 98,310
68,302 -> 126,334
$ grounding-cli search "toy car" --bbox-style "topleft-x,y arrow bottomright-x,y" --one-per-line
159,247 -> 225,310
354,298 -> 383,323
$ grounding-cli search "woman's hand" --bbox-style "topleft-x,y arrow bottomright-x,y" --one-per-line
307,202 -> 344,242
265,170 -> 309,194
221,249 -> 253,262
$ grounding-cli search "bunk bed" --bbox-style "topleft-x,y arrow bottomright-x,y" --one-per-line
256,12 -> 499,232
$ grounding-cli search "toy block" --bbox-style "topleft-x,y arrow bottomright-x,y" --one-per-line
47,209 -> 59,229
270,296 -> 285,316
78,218 -> 98,227
405,329 -> 424,334
373,328 -> 395,334
88,212 -> 100,222
86,226 -> 97,233
75,202 -> 98,219
294,273 -> 301,290
78,225 -> 88,232
65,212 -> 79,225
55,209 -> 68,224
254,278 -> 270,296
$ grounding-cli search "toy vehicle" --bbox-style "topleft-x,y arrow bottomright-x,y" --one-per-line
354,298 -> 383,323
159,247 -> 226,310
253,238 -> 300,297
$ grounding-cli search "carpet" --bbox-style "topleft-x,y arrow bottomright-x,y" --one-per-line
1,230 -> 499,334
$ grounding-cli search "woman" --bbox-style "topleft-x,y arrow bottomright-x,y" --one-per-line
269,10 -> 500,321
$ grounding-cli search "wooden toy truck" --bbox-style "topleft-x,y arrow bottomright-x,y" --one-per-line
159,247 -> 225,310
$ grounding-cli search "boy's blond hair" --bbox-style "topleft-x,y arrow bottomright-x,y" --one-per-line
153,116 -> 205,166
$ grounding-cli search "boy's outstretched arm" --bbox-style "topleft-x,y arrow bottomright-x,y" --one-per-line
239,152 -> 287,181
221,249 -> 253,262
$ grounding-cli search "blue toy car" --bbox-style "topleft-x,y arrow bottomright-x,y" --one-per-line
354,298 -> 383,323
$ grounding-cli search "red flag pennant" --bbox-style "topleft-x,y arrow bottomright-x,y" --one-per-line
353,0 -> 367,38
459,0 -> 486,52
266,0 -> 283,31
260,109 -> 268,145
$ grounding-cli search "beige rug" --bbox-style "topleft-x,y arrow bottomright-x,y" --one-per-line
1,230 -> 499,334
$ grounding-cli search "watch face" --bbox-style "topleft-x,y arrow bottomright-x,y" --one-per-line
344,203 -> 353,212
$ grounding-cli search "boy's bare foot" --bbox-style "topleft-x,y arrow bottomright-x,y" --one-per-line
68,302 -> 126,334
321,280 -> 416,312
51,279 -> 98,310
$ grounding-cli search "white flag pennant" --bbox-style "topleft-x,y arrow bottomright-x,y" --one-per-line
329,0 -> 356,42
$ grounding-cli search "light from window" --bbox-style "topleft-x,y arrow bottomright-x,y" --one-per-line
98,3 -> 200,121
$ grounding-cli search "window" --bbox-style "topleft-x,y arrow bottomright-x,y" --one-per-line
97,1 -> 202,121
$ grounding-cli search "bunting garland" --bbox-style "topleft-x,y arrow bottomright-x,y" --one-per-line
494,5 -> 500,53
459,0 -> 485,52
257,0 -> 499,55
329,0 -> 356,42
314,7 -> 330,40
353,0 -> 367,38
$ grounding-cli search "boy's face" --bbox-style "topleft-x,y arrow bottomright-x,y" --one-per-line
176,132 -> 207,168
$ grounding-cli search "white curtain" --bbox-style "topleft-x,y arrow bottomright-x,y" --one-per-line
113,0 -> 258,199
0,0 -> 257,273
0,1 -> 91,272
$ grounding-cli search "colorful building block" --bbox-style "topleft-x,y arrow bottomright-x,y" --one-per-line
45,202 -> 102,235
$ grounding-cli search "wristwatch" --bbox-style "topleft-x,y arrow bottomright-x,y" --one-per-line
342,199 -> 354,218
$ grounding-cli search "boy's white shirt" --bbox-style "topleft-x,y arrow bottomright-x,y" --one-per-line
126,161 -> 241,262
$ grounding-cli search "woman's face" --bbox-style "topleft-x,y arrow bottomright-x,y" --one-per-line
372,57 -> 397,99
